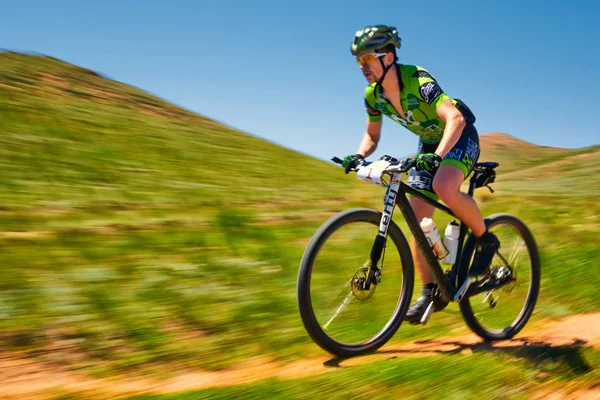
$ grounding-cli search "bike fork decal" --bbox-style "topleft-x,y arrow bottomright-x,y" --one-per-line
378,175 -> 400,236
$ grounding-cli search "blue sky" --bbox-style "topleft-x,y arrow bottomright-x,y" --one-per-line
2,0 -> 599,161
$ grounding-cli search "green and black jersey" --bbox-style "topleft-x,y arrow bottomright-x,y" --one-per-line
364,64 -> 474,144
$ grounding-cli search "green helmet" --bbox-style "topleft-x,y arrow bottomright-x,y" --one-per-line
350,25 -> 401,56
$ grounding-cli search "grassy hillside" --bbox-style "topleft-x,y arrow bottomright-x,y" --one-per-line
0,51 -> 369,372
0,51 -> 354,215
478,132 -> 584,172
0,51 -> 598,397
477,132 -> 600,196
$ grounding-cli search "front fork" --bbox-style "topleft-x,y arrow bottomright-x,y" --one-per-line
363,174 -> 401,290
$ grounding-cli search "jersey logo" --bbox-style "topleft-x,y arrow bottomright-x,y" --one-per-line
420,81 -> 444,105
413,70 -> 435,80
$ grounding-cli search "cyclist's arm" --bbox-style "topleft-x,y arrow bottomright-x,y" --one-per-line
356,118 -> 382,158
433,99 -> 466,158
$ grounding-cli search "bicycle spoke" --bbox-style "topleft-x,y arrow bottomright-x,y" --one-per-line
496,239 -> 524,274
508,239 -> 524,266
496,250 -> 510,268
482,290 -> 494,304
324,291 -> 354,330
329,258 -> 370,307
327,279 -> 352,309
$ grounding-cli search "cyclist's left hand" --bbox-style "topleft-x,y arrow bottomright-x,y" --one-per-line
415,153 -> 442,172
342,154 -> 365,174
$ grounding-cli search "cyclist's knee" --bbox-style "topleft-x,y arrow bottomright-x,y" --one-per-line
432,169 -> 462,202
432,180 -> 457,201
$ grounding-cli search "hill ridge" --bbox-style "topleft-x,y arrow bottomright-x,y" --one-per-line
2,50 -> 596,154
0,50 -> 217,125
1,50 -> 598,193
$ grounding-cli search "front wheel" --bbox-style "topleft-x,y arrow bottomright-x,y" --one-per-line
458,213 -> 541,341
297,208 -> 414,357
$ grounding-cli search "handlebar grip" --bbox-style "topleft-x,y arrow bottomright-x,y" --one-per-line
331,157 -> 344,165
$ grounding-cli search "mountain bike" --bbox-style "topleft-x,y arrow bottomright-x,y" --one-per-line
296,156 -> 540,357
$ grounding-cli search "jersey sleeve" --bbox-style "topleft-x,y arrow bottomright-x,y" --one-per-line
364,85 -> 382,122
413,67 -> 451,110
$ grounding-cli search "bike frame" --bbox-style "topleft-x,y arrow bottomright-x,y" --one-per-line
370,170 -> 482,303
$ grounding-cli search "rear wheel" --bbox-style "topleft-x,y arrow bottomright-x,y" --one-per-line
458,213 -> 540,341
297,208 -> 414,357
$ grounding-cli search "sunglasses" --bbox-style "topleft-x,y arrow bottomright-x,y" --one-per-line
356,52 -> 387,65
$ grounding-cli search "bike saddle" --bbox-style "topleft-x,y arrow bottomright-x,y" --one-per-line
474,161 -> 499,171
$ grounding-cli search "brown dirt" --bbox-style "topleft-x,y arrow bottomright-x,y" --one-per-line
0,231 -> 54,239
1,313 -> 599,399
0,82 -> 22,91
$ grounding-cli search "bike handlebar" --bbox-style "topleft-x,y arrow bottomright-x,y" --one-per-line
331,156 -> 416,174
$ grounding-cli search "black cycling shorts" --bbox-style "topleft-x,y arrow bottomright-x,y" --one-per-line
407,124 -> 481,200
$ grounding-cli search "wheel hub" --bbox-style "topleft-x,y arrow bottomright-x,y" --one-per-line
489,264 -> 516,293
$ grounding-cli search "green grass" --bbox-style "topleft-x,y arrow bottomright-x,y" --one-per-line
0,51 -> 361,375
0,52 -> 354,213
3,192 -> 594,376
1,51 -> 599,396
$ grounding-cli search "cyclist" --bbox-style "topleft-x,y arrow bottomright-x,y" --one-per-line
342,25 -> 500,323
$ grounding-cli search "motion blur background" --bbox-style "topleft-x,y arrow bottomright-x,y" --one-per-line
1,1 -> 599,399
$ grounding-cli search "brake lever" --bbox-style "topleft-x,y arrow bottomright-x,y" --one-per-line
331,156 -> 372,172
384,158 -> 414,174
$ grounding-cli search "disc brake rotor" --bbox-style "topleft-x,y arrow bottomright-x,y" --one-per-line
351,267 -> 376,300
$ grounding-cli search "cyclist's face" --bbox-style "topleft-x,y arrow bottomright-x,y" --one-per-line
357,51 -> 392,83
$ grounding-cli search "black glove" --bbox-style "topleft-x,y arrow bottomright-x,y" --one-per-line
342,154 -> 365,174
415,153 -> 442,172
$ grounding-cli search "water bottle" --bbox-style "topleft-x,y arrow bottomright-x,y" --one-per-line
442,221 -> 460,265
420,218 -> 449,260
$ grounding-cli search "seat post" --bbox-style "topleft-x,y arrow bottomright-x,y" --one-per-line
467,178 -> 476,197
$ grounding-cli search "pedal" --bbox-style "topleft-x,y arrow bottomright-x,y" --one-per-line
420,301 -> 435,325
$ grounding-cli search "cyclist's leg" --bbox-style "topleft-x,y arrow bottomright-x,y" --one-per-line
404,140 -> 439,321
433,169 -> 485,237
409,197 -> 435,285
432,125 -> 499,276
407,138 -> 439,285
405,197 -> 438,321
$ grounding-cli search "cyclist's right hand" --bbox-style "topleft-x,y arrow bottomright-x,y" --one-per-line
342,154 -> 365,174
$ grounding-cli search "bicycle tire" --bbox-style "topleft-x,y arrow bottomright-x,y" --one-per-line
458,213 -> 541,341
297,208 -> 414,357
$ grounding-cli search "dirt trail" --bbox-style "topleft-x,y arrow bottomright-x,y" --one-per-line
1,313 -> 599,400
